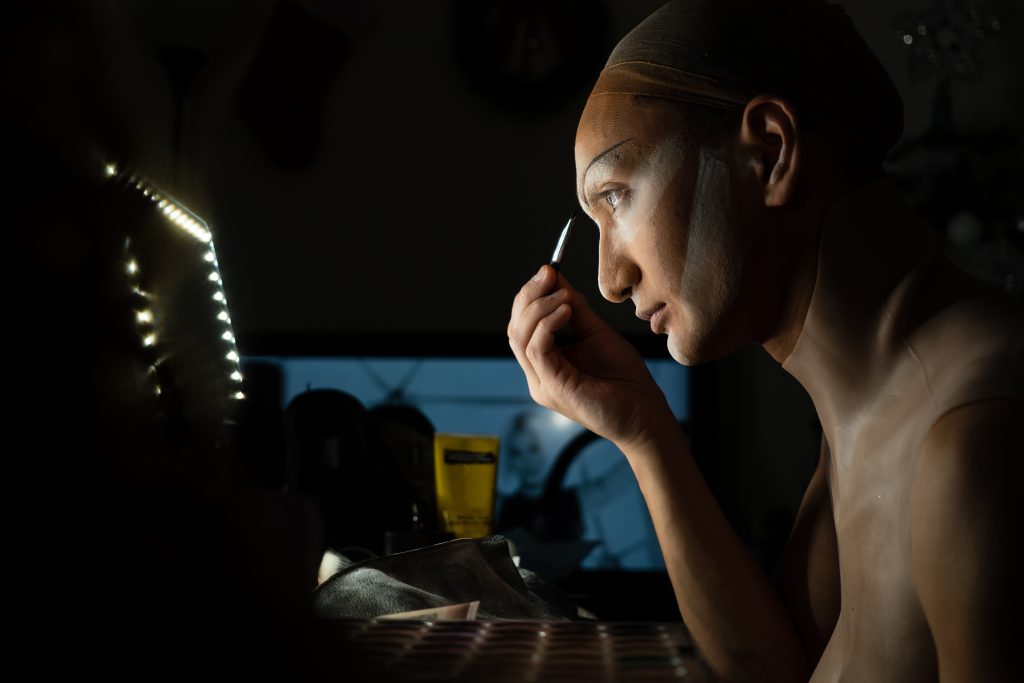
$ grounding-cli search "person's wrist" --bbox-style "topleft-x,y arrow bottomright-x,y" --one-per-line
614,405 -> 682,459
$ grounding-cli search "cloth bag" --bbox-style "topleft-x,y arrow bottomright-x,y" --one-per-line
313,535 -> 580,620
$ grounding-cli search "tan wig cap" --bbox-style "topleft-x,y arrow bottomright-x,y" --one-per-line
590,0 -> 904,163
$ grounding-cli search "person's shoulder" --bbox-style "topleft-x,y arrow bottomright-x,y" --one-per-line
912,397 -> 1021,520
909,396 -> 1021,680
917,397 -> 1023,467
907,268 -> 1024,501
906,270 -> 1024,415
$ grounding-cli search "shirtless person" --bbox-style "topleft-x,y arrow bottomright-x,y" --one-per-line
507,1 -> 1023,680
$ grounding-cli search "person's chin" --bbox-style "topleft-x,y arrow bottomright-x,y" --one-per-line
665,331 -> 697,366
666,325 -> 721,366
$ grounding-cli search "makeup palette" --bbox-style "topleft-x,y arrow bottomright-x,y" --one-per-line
325,619 -> 710,681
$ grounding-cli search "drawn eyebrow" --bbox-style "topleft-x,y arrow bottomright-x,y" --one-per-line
579,138 -> 634,208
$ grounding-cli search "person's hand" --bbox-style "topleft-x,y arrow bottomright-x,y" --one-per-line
508,264 -> 676,450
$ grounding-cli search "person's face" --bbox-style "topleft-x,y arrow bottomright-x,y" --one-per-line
508,419 -> 547,488
575,95 -> 757,365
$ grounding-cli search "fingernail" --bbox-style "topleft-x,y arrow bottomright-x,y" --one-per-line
532,265 -> 546,282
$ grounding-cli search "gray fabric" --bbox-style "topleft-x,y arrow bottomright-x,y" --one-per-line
312,535 -> 577,621
600,0 -> 903,163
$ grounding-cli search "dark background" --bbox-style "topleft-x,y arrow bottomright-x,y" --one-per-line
92,0 -> 1022,336
8,0 -> 1023,634
90,0 -> 1017,569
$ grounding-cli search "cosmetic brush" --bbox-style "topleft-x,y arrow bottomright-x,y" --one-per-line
549,207 -> 578,273
548,208 -> 579,344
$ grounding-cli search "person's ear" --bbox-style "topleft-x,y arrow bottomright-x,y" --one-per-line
736,95 -> 800,207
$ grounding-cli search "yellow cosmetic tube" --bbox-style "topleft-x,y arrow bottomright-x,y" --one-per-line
433,433 -> 500,538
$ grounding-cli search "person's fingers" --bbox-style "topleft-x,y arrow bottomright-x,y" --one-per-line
509,265 -> 556,335
508,335 -> 542,402
509,271 -> 574,405
509,287 -> 570,361
560,282 -> 610,339
524,300 -> 574,384
537,269 -> 609,340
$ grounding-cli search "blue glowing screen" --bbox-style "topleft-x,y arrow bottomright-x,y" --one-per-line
248,355 -> 688,570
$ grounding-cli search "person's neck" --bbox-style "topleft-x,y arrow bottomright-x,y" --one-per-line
760,174 -> 857,364
777,178 -> 943,440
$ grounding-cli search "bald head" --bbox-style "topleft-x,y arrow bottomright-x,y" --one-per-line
590,0 -> 903,164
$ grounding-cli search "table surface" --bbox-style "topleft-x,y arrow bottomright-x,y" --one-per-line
327,619 -> 712,682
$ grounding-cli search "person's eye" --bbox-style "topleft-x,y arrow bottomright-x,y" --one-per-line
602,188 -> 628,210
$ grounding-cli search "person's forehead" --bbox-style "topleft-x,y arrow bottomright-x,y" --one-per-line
574,96 -> 676,174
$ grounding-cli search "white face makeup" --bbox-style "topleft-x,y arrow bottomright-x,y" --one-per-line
685,147 -> 732,295
576,98 -> 746,365
666,146 -> 740,362
579,133 -> 691,309
585,135 -> 688,248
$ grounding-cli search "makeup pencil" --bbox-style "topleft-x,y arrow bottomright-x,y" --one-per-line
550,208 -> 578,273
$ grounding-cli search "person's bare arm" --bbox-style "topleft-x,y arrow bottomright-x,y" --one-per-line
624,421 -> 812,682
775,438 -> 840,666
508,266 -> 818,682
911,399 -> 1023,682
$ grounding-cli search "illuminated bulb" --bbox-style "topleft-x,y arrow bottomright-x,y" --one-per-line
104,163 -> 117,177
204,252 -> 216,263
233,391 -> 245,400
143,333 -> 157,347
213,291 -> 225,302
127,260 -> 138,275
226,351 -> 239,362
221,331 -> 234,342
208,272 -> 220,282
230,371 -> 243,382
217,311 -> 229,322
158,200 -> 168,209
136,310 -> 153,324
154,385 -> 162,396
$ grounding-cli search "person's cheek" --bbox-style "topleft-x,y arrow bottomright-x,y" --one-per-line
635,173 -> 688,296
678,147 -> 735,318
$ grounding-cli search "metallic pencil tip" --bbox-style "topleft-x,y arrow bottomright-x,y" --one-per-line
550,208 -> 578,267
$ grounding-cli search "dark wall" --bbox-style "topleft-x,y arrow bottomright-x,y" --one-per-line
90,0 -> 1023,341
93,0 -> 664,339
33,0 -> 1024,569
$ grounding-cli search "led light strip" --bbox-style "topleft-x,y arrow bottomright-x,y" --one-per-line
108,162 -> 245,400
124,238 -> 163,397
107,163 -> 212,243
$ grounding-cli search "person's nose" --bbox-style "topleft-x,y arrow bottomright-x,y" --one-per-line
597,229 -> 639,304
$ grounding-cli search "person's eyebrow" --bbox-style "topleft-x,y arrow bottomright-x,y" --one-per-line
579,138 -> 634,208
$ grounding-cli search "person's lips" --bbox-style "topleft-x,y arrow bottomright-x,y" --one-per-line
637,303 -> 667,334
